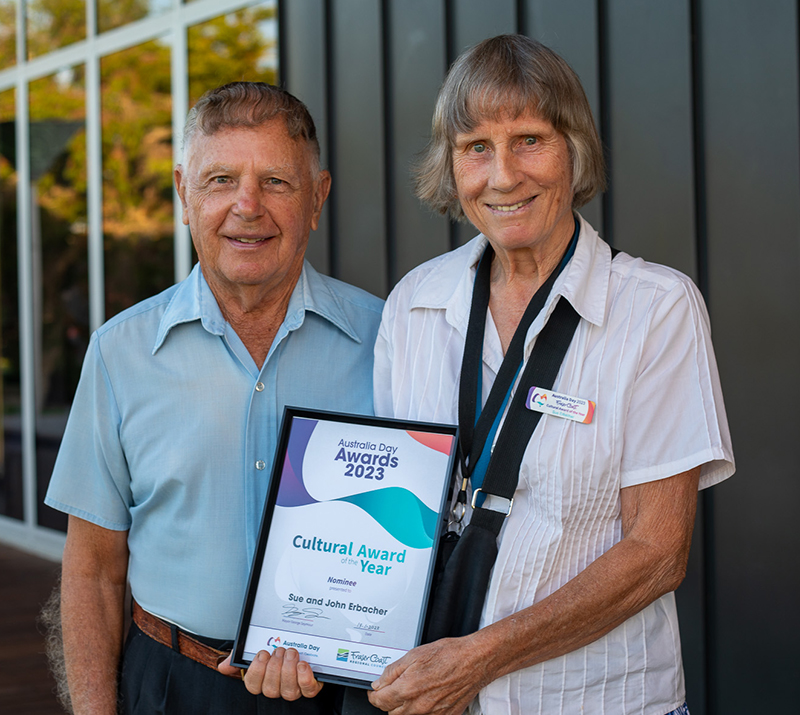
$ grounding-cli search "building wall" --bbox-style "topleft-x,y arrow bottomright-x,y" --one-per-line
283,2 -> 800,713
1,1 -> 798,713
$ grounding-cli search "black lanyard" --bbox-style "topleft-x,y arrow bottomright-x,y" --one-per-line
456,223 -> 581,522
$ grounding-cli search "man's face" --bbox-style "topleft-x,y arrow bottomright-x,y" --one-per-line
175,120 -> 330,304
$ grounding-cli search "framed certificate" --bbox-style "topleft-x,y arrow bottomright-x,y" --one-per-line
232,407 -> 458,689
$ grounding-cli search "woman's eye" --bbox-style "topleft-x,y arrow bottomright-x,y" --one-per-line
524,136 -> 537,146
472,143 -> 486,154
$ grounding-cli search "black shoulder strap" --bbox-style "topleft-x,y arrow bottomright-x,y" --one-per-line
470,244 -> 619,536
469,297 -> 581,536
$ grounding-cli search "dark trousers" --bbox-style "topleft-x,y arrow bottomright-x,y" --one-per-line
120,623 -> 343,714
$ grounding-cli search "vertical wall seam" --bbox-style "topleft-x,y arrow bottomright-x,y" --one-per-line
516,0 -> 527,35
323,0 -> 338,277
277,0 -> 287,87
689,2 -> 714,712
381,0 -> 396,291
597,0 -> 613,245
444,0 -> 459,252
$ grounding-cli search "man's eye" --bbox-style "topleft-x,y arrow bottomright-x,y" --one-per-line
524,136 -> 537,146
268,177 -> 284,185
213,176 -> 229,184
472,143 -> 486,154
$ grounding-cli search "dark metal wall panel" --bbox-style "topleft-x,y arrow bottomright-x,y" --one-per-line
700,1 -> 800,712
450,0 -> 519,56
329,0 -> 388,296
387,0 -> 450,285
279,4 -> 800,711
282,0 -> 331,274
524,0 -> 604,230
605,0 -> 697,277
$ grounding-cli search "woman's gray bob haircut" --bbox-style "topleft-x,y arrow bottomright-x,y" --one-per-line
182,82 -> 321,170
415,35 -> 605,220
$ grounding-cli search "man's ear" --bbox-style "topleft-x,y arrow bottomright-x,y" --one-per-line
311,170 -> 332,231
174,165 -> 190,226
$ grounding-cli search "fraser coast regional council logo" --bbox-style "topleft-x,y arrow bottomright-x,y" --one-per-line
336,649 -> 350,662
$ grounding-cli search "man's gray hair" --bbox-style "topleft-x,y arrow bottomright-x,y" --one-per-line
182,82 -> 321,171
415,34 -> 606,220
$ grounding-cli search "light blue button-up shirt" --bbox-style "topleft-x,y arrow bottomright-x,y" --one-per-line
46,262 -> 383,638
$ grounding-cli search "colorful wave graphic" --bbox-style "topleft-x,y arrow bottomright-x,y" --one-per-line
275,419 -> 447,549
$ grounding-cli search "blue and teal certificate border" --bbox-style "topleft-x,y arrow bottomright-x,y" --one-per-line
232,407 -> 458,689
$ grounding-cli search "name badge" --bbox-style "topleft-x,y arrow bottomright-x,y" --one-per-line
526,386 -> 595,424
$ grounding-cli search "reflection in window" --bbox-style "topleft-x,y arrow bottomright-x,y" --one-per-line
0,0 -> 15,70
0,88 -> 21,520
97,0 -> 172,34
188,1 -> 278,106
101,40 -> 174,319
26,0 -> 86,60
29,69 -> 88,530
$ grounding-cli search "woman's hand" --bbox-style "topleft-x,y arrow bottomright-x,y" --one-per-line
368,637 -> 485,715
218,649 -> 324,700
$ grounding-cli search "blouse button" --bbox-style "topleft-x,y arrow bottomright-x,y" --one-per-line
255,460 -> 266,470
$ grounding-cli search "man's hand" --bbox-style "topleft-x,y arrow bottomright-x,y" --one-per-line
368,638 -> 482,715
218,649 -> 324,700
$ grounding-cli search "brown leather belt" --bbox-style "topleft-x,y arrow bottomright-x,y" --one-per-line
132,600 -> 239,678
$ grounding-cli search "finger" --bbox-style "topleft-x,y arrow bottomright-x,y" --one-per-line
297,660 -> 324,699
216,652 -> 239,676
372,656 -> 404,691
368,686 -> 401,712
260,647 -> 286,698
242,650 -> 270,695
279,649 -> 302,701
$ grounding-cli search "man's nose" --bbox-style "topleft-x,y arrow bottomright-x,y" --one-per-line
232,180 -> 266,220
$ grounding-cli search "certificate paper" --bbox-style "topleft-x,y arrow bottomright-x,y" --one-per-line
232,408 -> 458,688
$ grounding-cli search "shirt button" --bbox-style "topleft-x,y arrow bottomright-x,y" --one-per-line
255,460 -> 266,470
255,382 -> 265,392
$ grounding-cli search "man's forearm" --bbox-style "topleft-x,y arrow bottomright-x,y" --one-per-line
62,517 -> 129,715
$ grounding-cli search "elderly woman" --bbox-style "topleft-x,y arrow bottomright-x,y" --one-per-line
368,35 -> 734,715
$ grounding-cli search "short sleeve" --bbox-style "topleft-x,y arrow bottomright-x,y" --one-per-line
619,276 -> 734,490
373,299 -> 396,419
44,332 -> 133,530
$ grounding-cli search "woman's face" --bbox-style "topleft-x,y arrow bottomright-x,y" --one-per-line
452,110 -> 575,256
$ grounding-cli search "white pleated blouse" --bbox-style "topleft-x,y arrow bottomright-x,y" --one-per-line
373,215 -> 734,715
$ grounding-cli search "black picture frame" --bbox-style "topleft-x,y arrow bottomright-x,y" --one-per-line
232,407 -> 458,689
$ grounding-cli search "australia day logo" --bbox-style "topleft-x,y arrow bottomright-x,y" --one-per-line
336,649 -> 350,662
530,390 -> 549,408
266,636 -> 282,650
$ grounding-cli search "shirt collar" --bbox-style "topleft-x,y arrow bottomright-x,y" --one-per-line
406,213 -> 612,338
153,261 -> 361,354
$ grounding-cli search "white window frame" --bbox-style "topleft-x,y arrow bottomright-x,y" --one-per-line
0,0 -> 273,559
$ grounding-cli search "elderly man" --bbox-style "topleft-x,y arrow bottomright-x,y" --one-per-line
45,82 -> 382,714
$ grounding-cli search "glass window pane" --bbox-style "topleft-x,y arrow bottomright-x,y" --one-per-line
97,0 -> 172,35
188,1 -> 278,106
0,88 -> 22,520
101,40 -> 173,319
0,0 -> 16,70
26,0 -> 86,60
29,68 -> 88,531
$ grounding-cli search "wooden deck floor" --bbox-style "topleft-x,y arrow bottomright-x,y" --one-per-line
0,542 -> 65,714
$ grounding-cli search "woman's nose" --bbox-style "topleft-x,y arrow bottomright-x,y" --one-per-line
488,147 -> 520,192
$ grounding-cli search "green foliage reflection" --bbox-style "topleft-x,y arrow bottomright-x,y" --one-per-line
26,0 -> 86,59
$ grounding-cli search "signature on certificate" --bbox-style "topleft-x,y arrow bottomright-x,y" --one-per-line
282,604 -> 330,620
